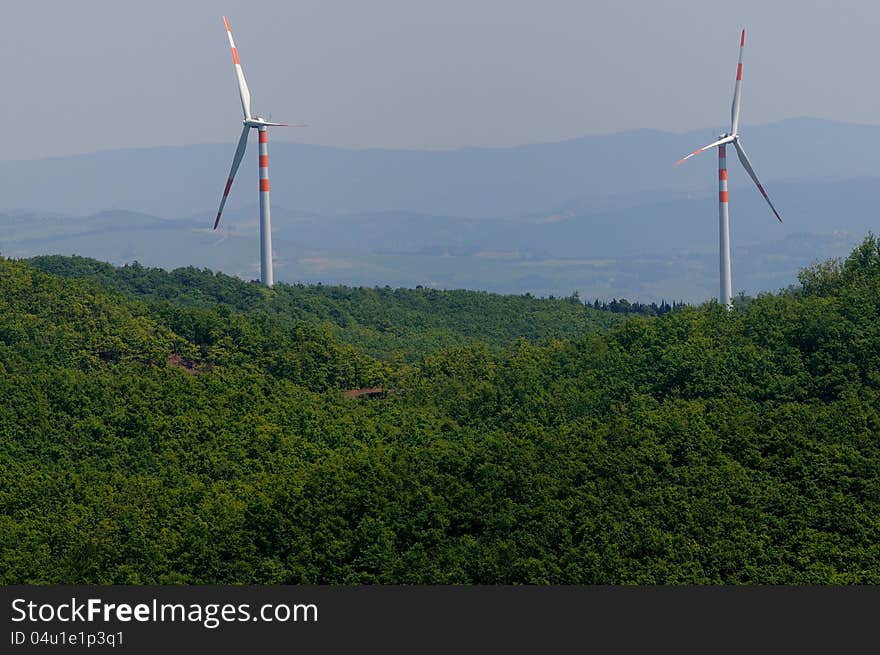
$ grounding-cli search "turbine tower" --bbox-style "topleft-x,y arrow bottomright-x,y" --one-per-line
676,29 -> 782,309
214,16 -> 298,287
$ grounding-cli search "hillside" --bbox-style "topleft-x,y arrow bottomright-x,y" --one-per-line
2,237 -> 880,584
26,255 -> 621,360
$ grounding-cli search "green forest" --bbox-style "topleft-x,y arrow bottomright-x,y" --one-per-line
2,237 -> 880,584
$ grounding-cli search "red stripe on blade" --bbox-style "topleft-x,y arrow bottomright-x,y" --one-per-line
736,63 -> 743,80
231,48 -> 240,65
223,16 -> 231,32
214,212 -> 222,229
223,178 -> 233,196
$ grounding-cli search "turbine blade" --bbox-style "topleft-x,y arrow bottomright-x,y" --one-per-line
730,29 -> 745,135
223,16 -> 252,120
734,139 -> 782,222
675,135 -> 736,166
214,125 -> 251,229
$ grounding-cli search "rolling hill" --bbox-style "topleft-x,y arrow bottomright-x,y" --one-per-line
2,238 -> 880,584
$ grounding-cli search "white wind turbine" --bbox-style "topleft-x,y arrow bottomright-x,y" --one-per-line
676,29 -> 782,309
213,16 -> 302,287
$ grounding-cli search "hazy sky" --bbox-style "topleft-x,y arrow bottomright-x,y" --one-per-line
3,0 -> 880,159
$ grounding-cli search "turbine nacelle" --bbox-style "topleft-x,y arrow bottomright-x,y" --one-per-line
244,118 -> 290,128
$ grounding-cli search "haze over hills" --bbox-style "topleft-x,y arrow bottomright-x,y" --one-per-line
1,118 -> 876,218
1,118 -> 877,301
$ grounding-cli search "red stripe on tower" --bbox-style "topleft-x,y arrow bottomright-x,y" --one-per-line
719,144 -> 726,157
259,131 -> 267,143
719,191 -> 729,203
260,179 -> 270,192
259,155 -> 268,168
719,170 -> 728,180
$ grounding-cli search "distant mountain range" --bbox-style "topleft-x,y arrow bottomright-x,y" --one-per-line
2,117 -> 878,218
1,118 -> 878,301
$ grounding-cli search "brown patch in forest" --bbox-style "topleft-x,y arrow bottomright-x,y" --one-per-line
167,354 -> 211,375
342,387 -> 395,400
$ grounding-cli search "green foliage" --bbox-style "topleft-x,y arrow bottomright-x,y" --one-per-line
4,237 -> 880,584
27,255 -> 620,361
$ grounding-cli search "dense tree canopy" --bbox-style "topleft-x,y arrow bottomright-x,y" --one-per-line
2,237 -> 880,583
28,255 -> 619,361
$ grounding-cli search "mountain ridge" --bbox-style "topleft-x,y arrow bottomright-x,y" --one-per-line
2,117 -> 878,219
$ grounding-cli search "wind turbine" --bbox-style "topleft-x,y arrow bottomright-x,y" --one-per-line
214,16 -> 299,287
676,29 -> 782,309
